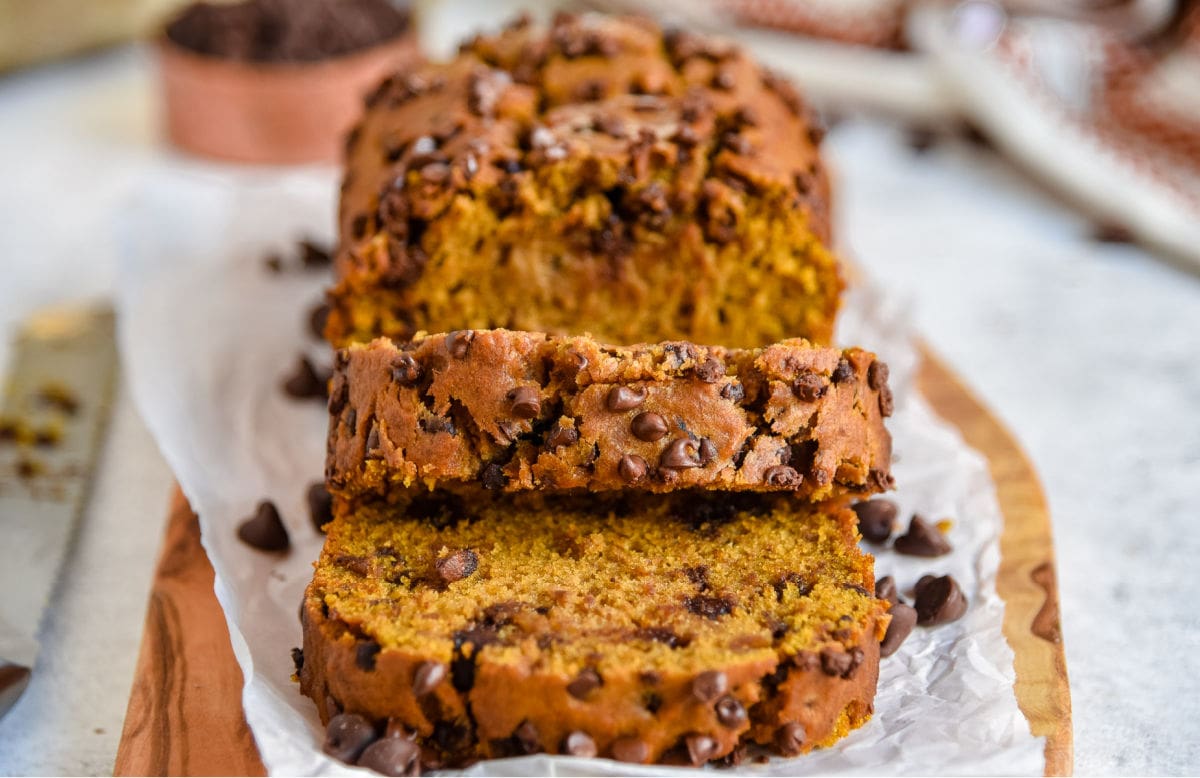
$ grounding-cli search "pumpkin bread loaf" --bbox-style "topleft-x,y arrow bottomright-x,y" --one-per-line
328,13 -> 841,349
299,492 -> 889,767
326,330 -> 893,503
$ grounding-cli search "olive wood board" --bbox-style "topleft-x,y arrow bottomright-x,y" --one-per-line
112,348 -> 1073,776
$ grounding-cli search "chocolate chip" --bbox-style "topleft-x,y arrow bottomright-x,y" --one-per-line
610,736 -> 649,763
875,575 -> 900,607
606,385 -> 647,411
309,303 -> 330,339
685,594 -> 734,619
698,438 -> 717,465
881,603 -> 918,657
544,425 -> 579,449
300,239 -> 332,268
793,372 -> 826,402
391,354 -> 422,384
356,641 -> 381,671
412,661 -> 445,696
307,482 -> 333,533
357,735 -> 420,776
436,549 -> 478,583
869,467 -> 895,492
480,462 -> 507,490
506,386 -> 540,419
914,574 -> 938,597
879,385 -> 895,417
513,720 -> 541,754
237,501 -> 289,552
853,499 -> 898,544
894,515 -> 952,557
691,670 -> 727,702
720,382 -> 744,402
291,647 -> 304,673
567,668 -> 602,699
283,355 -> 330,399
324,713 -> 378,763
693,357 -> 724,383
617,454 -> 649,483
630,412 -> 668,442
831,358 -> 854,383
867,360 -> 889,390
914,575 -> 968,625
715,696 -> 747,728
819,648 -> 851,677
775,722 -> 806,756
1092,221 -> 1135,243
445,330 -> 473,358
763,465 -> 801,487
661,437 -> 702,469
328,373 -> 349,414
264,254 -> 284,273
562,730 -> 597,758
686,734 -> 718,765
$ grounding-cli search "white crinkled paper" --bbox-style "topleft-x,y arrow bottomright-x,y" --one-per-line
116,170 -> 1045,776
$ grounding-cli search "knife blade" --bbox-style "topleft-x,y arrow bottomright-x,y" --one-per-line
0,304 -> 117,719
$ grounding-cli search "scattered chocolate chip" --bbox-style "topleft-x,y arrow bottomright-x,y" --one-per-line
617,453 -> 649,483
545,425 -> 579,449
562,730 -> 597,758
914,574 -> 938,598
685,594 -> 734,619
698,438 -> 717,465
357,734 -> 421,776
763,465 -> 801,487
693,357 -> 724,383
237,501 -> 289,552
715,696 -> 747,728
606,385 -> 647,411
894,515 -> 952,557
880,603 -> 918,657
819,648 -> 852,677
324,713 -> 378,763
831,358 -> 854,383
879,385 -> 895,417
867,360 -> 889,391
610,736 -> 650,763
436,549 -> 478,584
307,482 -> 332,533
793,372 -> 826,402
869,467 -> 895,492
1092,221 -> 1135,244
914,575 -> 968,625
686,734 -> 718,765
567,668 -> 602,699
412,661 -> 445,696
660,437 -> 702,469
300,239 -> 332,268
631,412 -> 668,442
875,576 -> 900,607
853,499 -> 898,544
445,330 -> 474,358
283,355 -> 330,400
775,722 -> 806,756
720,382 -> 745,402
513,720 -> 541,754
691,670 -> 727,702
291,647 -> 304,673
328,374 -> 349,415
356,641 -> 381,671
506,386 -> 540,419
480,462 -> 507,490
309,303 -> 330,339
391,354 -> 422,384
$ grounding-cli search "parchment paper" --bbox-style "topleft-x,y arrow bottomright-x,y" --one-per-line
116,170 -> 1045,775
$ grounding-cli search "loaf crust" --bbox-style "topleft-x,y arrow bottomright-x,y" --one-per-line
299,493 -> 888,767
325,330 -> 894,502
329,13 -> 841,349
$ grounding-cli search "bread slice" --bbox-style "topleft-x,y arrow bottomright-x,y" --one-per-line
299,492 -> 888,767
326,330 -> 894,504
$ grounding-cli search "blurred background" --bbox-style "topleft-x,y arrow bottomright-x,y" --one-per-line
0,0 -> 1197,774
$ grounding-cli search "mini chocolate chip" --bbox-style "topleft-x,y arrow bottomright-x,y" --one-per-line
357,641 -> 381,671
446,330 -> 474,358
819,648 -> 852,677
867,360 -> 889,390
720,382 -> 744,402
791,651 -> 819,671
357,735 -> 421,776
691,670 -> 727,702
881,603 -> 918,657
606,385 -> 647,411
869,467 -> 895,492
686,734 -> 718,765
412,661 -> 446,696
567,668 -> 602,699
694,357 -> 723,383
831,358 -> 854,383
506,386 -> 540,419
763,465 -> 801,487
514,720 -> 541,754
545,425 -> 579,449
793,372 -> 826,402
324,713 -> 378,763
436,549 -> 478,583
894,515 -> 952,557
853,499 -> 898,544
480,462 -> 507,490
631,412 -> 668,442
875,575 -> 900,607
328,374 -> 349,414
366,424 -> 381,455
660,437 -> 702,469
879,385 -> 895,417
914,575 -> 968,625
308,482 -> 332,533
610,736 -> 649,763
775,722 -> 806,756
698,438 -> 717,465
617,454 -> 649,483
237,501 -> 289,552
562,730 -> 597,757
291,647 -> 304,673
300,239 -> 332,268
685,594 -> 734,619
715,696 -> 747,728
283,355 -> 330,400
391,354 -> 422,384
309,303 -> 330,339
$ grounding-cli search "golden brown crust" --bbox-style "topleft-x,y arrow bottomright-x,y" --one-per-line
325,330 -> 894,502
328,14 -> 841,349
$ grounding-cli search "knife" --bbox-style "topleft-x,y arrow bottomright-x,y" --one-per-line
0,304 -> 117,719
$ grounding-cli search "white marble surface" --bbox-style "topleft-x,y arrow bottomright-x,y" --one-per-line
0,44 -> 1198,776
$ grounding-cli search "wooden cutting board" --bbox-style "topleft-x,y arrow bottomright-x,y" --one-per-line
112,349 -> 1073,776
